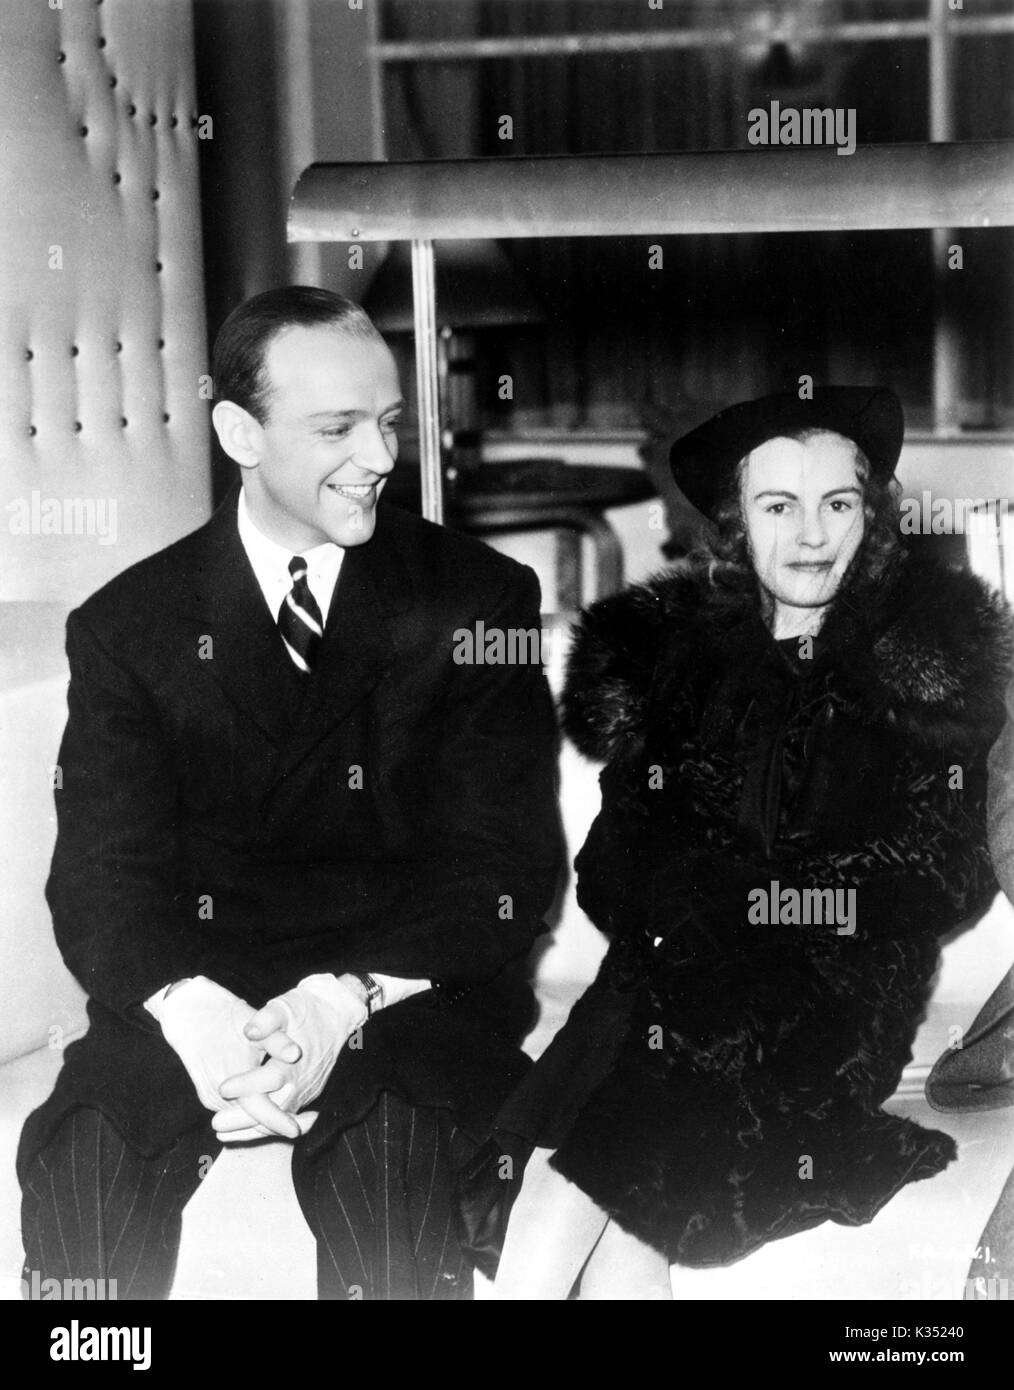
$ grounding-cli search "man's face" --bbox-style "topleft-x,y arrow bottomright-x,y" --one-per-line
741,432 -> 866,626
242,326 -> 402,550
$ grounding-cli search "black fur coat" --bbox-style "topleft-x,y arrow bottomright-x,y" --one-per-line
543,549 -> 1012,1267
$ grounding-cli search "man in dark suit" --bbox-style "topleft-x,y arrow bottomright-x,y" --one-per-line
18,286 -> 561,1300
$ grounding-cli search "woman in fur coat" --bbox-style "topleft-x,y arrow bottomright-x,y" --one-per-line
489,387 -> 1012,1299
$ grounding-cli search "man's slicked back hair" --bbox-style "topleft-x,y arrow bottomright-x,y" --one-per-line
212,286 -> 386,425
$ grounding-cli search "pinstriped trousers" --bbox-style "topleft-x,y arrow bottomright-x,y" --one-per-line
20,1094 -> 474,1301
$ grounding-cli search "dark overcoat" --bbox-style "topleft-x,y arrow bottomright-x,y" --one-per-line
19,491 -> 562,1175
540,548 -> 1011,1266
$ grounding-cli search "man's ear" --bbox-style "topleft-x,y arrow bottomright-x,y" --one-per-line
212,400 -> 263,472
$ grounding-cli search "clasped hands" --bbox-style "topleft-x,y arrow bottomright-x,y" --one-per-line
154,975 -> 367,1144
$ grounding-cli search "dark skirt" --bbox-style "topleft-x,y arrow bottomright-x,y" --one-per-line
457,941 -> 957,1273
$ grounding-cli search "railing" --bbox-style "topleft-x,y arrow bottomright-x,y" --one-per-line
288,140 -> 1014,523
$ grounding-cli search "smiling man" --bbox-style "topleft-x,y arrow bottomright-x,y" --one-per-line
18,287 -> 562,1301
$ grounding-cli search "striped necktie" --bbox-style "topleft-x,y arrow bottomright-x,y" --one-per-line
278,555 -> 323,673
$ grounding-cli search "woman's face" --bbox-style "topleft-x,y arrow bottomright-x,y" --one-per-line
741,432 -> 866,636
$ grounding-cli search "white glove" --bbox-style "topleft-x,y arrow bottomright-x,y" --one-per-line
262,973 -> 368,1112
213,975 -> 368,1142
146,975 -> 263,1114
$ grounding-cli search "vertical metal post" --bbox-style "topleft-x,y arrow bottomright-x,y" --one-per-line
365,0 -> 386,162
278,0 -> 320,287
929,0 -> 960,435
411,239 -> 444,523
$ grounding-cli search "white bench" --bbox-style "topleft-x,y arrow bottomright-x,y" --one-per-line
1,610 -> 1011,1300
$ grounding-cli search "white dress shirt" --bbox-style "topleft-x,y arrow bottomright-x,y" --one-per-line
237,488 -> 344,625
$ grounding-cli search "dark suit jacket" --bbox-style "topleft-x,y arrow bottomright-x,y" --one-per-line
20,491 -> 562,1169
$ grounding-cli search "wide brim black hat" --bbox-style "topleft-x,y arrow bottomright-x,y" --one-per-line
669,386 -> 904,520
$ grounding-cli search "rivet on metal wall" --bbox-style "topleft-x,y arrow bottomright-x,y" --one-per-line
113,172 -> 122,185
150,114 -> 158,127
73,422 -> 83,433
152,189 -> 160,201
163,413 -> 171,424
120,417 -> 127,428
24,349 -> 33,361
155,261 -> 163,273
79,126 -> 88,137
28,425 -> 37,438
70,346 -> 79,357
57,52 -> 66,64
98,37 -> 107,49
109,76 -> 117,89
170,115 -> 179,129
158,339 -> 165,350
115,341 -> 123,353
128,104 -> 137,117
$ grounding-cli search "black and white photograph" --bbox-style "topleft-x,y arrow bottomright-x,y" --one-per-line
1,0 -> 1013,1358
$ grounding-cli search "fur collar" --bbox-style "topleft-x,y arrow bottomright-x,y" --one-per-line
561,551 -> 1012,763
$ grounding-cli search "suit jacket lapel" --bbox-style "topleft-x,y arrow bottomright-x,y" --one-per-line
266,503 -> 415,788
177,491 -> 306,748
176,492 -> 415,782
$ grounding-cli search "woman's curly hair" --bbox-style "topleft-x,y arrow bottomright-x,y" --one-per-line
693,428 -> 903,616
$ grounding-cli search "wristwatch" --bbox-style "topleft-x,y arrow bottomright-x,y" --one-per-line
350,972 -> 384,1017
